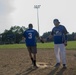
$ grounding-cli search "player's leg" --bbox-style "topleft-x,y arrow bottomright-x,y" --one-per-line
27,47 -> 34,64
54,44 -> 60,67
33,54 -> 36,66
31,46 -> 37,67
59,44 -> 67,68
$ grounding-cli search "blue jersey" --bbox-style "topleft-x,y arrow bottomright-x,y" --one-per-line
51,25 -> 68,44
23,28 -> 39,46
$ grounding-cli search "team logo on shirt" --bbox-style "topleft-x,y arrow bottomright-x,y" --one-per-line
54,30 -> 62,36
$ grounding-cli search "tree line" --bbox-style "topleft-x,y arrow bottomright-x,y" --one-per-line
0,26 -> 27,44
0,26 -> 76,44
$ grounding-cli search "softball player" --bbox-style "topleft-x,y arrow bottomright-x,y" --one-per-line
51,19 -> 68,69
23,23 -> 44,68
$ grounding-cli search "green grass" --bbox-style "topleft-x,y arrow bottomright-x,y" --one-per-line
37,42 -> 54,48
66,41 -> 76,50
38,41 -> 76,50
0,44 -> 26,49
0,41 -> 76,50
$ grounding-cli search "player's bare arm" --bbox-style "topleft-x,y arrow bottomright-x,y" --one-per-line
63,26 -> 68,46
64,34 -> 68,46
22,36 -> 26,41
37,35 -> 44,43
46,33 -> 53,42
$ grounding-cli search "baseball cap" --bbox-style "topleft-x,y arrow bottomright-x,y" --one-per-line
28,23 -> 33,28
53,19 -> 60,23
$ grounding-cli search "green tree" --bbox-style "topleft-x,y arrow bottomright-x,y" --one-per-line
2,26 -> 27,44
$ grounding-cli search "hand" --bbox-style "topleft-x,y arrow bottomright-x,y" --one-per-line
40,39 -> 44,43
48,35 -> 52,39
22,37 -> 26,40
64,41 -> 67,46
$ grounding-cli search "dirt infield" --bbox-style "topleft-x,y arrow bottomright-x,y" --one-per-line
0,49 -> 76,75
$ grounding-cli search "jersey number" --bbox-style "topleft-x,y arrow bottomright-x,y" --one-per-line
28,33 -> 32,39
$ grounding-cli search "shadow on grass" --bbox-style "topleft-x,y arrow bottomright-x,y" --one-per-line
18,66 -> 38,75
47,67 -> 59,75
47,67 -> 66,75
56,68 -> 66,75
74,54 -> 76,57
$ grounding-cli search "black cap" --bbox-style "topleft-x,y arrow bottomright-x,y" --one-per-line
53,19 -> 60,23
28,23 -> 33,28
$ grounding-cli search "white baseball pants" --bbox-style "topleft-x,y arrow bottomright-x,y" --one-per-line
54,44 -> 66,64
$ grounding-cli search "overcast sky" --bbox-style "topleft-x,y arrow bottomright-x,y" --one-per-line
0,0 -> 76,35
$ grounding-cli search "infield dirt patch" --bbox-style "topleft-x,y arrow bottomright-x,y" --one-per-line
0,48 -> 76,75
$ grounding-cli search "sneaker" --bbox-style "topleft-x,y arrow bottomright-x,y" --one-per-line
32,65 -> 38,69
63,64 -> 67,69
54,63 -> 60,67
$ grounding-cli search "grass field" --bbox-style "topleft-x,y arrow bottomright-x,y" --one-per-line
0,41 -> 76,50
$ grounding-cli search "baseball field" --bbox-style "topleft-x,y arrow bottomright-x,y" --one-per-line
0,41 -> 76,75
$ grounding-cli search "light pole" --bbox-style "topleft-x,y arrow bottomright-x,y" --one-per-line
34,5 -> 41,34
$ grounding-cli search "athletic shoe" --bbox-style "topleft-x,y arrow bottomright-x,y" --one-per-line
63,64 -> 67,69
54,63 -> 60,67
32,65 -> 38,69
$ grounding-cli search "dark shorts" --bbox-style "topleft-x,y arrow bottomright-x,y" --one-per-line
27,46 -> 37,54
